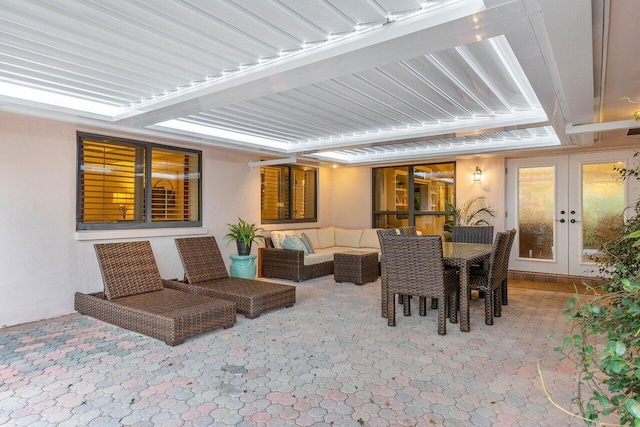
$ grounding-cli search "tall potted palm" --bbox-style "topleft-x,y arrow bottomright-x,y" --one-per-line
444,196 -> 495,228
443,196 -> 495,241
224,218 -> 265,256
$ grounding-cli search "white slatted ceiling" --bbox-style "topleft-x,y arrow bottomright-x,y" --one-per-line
316,127 -> 556,161
180,37 -> 537,143
0,0 -> 433,106
0,0 -> 558,163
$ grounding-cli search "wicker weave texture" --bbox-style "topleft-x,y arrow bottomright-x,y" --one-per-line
334,251 -> 379,285
398,226 -> 417,236
94,241 -> 164,300
261,247 -> 333,282
451,226 -> 494,244
165,277 -> 295,319
381,235 -> 459,335
175,237 -> 229,283
173,237 -> 296,318
377,228 -> 399,318
468,231 -> 509,325
501,229 -> 517,305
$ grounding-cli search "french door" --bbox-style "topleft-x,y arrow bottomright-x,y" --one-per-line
506,150 -> 638,277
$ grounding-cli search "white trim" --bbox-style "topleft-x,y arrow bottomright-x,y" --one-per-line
75,227 -> 208,241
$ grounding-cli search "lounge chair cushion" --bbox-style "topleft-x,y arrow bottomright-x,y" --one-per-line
95,241 -> 164,300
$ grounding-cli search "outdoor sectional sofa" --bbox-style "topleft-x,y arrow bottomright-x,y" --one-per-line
261,226 -> 382,282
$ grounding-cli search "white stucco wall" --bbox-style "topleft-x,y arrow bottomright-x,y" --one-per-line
330,166 -> 373,229
0,112 -> 266,327
455,157 -> 506,231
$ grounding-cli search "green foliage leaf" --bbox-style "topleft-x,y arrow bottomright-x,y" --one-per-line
626,399 -> 640,419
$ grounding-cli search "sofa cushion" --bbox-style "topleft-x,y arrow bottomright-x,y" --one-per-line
294,229 -> 320,249
335,228 -> 364,247
302,248 -> 336,265
282,234 -> 308,254
317,226 -> 336,248
359,228 -> 382,249
300,233 -> 315,254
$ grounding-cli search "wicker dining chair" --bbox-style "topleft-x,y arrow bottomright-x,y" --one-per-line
377,228 -> 399,318
396,226 -> 418,312
381,234 -> 459,335
500,229 -> 517,305
398,226 -> 417,236
451,225 -> 494,244
468,231 -> 509,325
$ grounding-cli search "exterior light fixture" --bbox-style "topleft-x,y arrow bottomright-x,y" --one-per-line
473,166 -> 482,182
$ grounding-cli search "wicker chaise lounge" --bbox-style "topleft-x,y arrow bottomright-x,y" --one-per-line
74,241 -> 236,346
166,236 -> 296,319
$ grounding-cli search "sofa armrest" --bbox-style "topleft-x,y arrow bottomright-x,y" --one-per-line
261,247 -> 304,263
261,247 -> 306,281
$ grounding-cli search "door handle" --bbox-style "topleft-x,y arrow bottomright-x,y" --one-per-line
570,219 -> 580,224
556,219 -> 566,223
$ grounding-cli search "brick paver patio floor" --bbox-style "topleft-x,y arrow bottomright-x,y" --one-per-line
0,276 -> 582,426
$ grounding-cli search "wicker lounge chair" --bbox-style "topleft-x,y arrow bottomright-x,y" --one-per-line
74,241 -> 236,346
166,236 -> 296,319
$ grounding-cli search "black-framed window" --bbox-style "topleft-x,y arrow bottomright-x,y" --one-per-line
261,165 -> 317,223
77,132 -> 202,230
372,162 -> 455,235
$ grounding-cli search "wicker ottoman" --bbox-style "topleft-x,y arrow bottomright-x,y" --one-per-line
334,250 -> 379,285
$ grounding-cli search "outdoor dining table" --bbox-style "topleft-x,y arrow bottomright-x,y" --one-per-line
442,242 -> 493,332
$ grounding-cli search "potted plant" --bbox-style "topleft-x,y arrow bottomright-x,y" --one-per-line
224,218 -> 265,256
444,195 -> 495,227
443,196 -> 495,240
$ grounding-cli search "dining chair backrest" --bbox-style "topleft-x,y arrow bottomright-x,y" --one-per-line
398,226 -> 418,236
451,225 -> 494,244
500,229 -> 517,281
381,234 -> 447,297
486,231 -> 510,287
377,228 -> 400,318
376,228 -> 399,255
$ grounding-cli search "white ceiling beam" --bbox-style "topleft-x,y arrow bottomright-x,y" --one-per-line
247,156 -> 298,169
283,110 -> 550,154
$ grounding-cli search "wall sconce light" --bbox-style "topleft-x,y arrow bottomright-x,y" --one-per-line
473,166 -> 482,182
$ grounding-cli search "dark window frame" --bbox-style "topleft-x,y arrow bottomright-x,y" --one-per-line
261,165 -> 318,224
76,132 -> 202,231
371,162 -> 456,228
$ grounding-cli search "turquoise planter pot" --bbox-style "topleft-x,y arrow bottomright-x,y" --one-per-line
229,254 -> 257,279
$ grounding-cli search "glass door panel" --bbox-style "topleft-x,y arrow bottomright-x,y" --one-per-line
580,162 -> 625,263
508,150 -> 636,277
517,166 -> 555,260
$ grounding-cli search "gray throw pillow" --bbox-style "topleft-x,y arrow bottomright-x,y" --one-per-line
300,233 -> 315,254
282,234 -> 308,254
